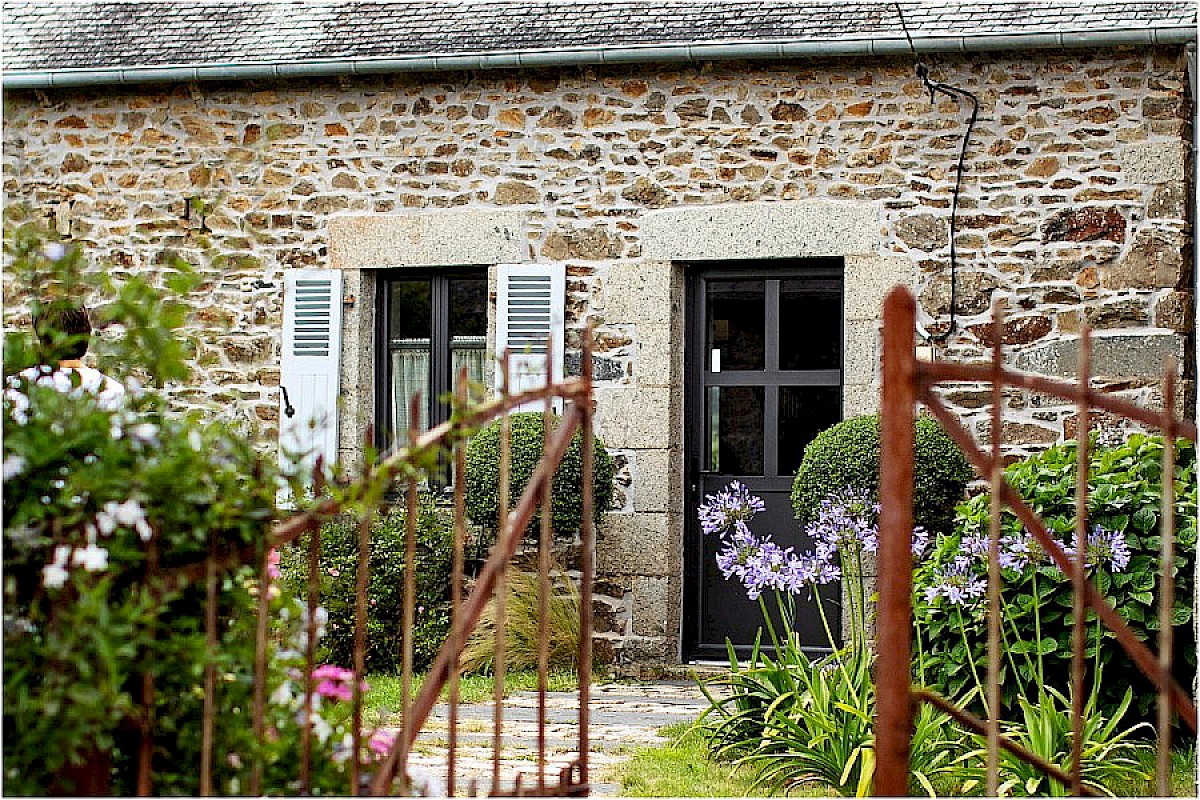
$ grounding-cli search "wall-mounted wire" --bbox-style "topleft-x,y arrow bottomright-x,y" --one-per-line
917,64 -> 979,343
894,3 -> 980,344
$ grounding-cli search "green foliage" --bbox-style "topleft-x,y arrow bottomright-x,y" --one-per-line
464,411 -> 615,537
915,434 -> 1197,722
957,682 -> 1152,796
2,222 -> 357,795
459,562 -> 581,674
279,503 -> 453,674
791,413 -> 973,533
3,217 -> 199,387
700,639 -> 963,797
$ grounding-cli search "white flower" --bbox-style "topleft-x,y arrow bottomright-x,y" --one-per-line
4,388 -> 30,425
310,712 -> 332,744
41,242 -> 66,261
270,681 -> 295,707
42,563 -> 70,588
2,454 -> 27,481
94,499 -> 153,541
52,544 -> 72,566
128,423 -> 159,446
188,430 -> 203,451
72,543 -> 109,572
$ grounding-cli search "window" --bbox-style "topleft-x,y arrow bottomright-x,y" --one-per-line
376,270 -> 488,452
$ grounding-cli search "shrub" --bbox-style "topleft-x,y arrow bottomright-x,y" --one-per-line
464,411 -> 615,537
790,413 -> 973,533
915,433 -> 1197,724
2,223 -> 358,794
279,502 -> 453,674
459,562 -> 580,674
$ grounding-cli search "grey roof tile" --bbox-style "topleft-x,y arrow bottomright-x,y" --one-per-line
2,1 -> 1195,72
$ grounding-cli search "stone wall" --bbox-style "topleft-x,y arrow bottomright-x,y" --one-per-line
3,46 -> 1193,665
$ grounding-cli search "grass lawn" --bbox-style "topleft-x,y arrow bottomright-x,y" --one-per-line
1108,746 -> 1197,797
363,669 -> 579,727
612,722 -> 1197,798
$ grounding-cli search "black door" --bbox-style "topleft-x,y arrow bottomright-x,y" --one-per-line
684,261 -> 844,660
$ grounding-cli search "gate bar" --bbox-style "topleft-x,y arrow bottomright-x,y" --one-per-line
875,286 -> 917,796
1070,327 -> 1092,796
1157,360 -> 1177,796
985,300 -> 1004,796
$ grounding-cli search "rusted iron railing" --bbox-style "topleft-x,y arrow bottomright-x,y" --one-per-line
875,286 -> 1197,796
122,329 -> 597,797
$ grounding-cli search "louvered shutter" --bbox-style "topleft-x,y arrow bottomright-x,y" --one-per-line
496,264 -> 565,412
279,269 -> 343,481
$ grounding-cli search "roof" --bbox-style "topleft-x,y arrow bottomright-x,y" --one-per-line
4,1 -> 1196,87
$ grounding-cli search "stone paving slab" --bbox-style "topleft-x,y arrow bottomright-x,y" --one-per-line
392,680 -> 715,796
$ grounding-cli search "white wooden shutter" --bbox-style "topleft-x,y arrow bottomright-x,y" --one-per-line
496,264 -> 565,412
279,269 -> 343,481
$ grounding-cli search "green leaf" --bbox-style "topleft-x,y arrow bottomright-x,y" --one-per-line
1131,507 -> 1157,532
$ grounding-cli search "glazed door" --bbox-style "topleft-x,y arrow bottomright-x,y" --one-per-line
684,262 -> 844,660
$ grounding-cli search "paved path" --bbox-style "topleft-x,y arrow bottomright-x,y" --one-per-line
402,680 -> 712,796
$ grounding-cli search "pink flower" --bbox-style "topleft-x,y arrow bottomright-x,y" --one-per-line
317,679 -> 353,702
312,664 -> 354,682
328,567 -> 340,577
266,548 -> 281,580
368,730 -> 397,759
310,665 -> 368,702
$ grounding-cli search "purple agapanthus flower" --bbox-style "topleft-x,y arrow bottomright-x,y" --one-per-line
959,532 -> 990,561
911,525 -> 930,559
924,556 -> 986,606
808,486 -> 879,554
740,539 -> 799,599
698,481 -> 765,539
714,523 -> 763,582
1065,525 -> 1131,573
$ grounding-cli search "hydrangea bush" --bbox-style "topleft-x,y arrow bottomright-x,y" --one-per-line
915,433 -> 1196,724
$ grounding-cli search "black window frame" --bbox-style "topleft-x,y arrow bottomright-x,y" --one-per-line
374,268 -> 488,454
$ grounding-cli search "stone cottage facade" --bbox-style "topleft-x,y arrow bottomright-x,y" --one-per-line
3,1 -> 1196,666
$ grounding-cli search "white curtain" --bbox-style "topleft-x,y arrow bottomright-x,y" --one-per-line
391,344 -> 429,446
450,335 -> 487,391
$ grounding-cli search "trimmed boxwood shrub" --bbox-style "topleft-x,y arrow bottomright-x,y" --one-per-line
915,433 -> 1197,724
791,413 -> 974,533
279,500 -> 453,674
464,411 -> 615,537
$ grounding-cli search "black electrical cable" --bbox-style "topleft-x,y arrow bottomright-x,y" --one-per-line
894,3 -> 979,343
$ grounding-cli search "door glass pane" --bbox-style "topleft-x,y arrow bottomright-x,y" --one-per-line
707,279 -> 765,371
778,386 -> 841,476
779,279 -> 842,370
708,386 -> 764,475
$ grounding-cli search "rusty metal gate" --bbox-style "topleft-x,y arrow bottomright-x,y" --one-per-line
111,331 -> 598,796
874,286 -> 1198,796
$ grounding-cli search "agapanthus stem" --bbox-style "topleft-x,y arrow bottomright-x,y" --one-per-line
758,594 -> 783,657
1033,571 -> 1045,690
956,604 -> 989,717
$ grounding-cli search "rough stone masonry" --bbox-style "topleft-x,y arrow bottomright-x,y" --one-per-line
2,46 -> 1193,665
